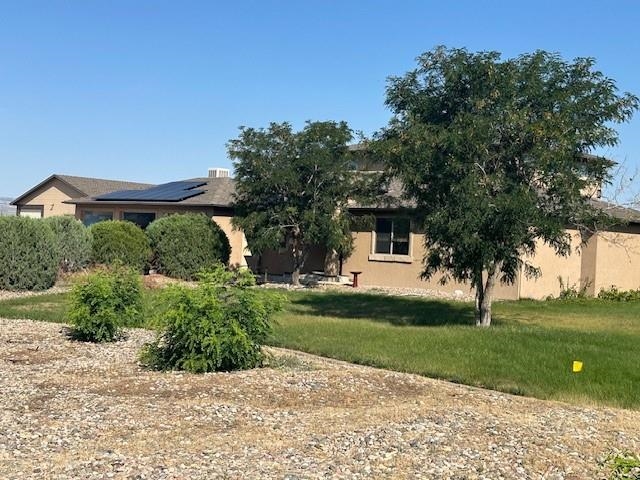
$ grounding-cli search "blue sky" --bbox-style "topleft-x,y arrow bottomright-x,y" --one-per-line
1,1 -> 639,198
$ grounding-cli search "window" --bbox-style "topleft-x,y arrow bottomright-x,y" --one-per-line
19,206 -> 43,218
123,212 -> 156,229
82,211 -> 113,226
374,217 -> 410,255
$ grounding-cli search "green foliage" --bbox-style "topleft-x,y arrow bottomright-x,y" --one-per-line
68,267 -> 144,342
602,451 -> 640,479
146,213 -> 231,280
378,46 -> 639,325
44,215 -> 92,273
0,216 -> 59,291
229,120 -> 378,284
90,220 -> 151,271
555,276 -> 590,300
598,286 -> 640,302
140,265 -> 285,373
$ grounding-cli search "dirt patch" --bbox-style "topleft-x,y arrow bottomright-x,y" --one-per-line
1,318 -> 639,479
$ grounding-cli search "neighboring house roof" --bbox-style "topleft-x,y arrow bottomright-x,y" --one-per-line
66,177 -> 236,208
11,174 -> 153,205
590,199 -> 640,224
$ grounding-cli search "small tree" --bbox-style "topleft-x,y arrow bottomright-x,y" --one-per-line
379,47 -> 638,326
229,121 -> 372,285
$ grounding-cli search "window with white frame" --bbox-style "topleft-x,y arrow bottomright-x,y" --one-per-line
374,217 -> 410,255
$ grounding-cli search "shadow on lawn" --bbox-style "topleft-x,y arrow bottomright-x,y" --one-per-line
289,291 -> 477,326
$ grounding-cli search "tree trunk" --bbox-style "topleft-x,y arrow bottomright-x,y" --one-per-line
290,232 -> 303,286
324,249 -> 340,276
291,268 -> 301,286
476,267 -> 497,327
474,272 -> 484,326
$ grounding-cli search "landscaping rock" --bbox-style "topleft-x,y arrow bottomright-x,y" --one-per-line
0,318 -> 638,478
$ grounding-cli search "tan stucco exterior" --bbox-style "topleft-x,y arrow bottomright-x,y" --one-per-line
341,230 -> 520,300
517,228 -> 640,299
518,230 -> 585,299
15,178 -> 78,218
591,229 -> 640,293
251,221 -> 640,300
210,215 -> 250,267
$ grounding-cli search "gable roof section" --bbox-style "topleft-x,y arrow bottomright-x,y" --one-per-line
11,174 -> 153,205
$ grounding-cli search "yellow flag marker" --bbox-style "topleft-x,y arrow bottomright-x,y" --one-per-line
572,361 -> 583,373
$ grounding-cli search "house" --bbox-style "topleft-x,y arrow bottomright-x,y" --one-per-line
11,170 -> 249,267
256,159 -> 640,299
11,174 -> 154,218
13,168 -> 640,299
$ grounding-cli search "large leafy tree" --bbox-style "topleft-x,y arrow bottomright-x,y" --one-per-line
379,47 -> 638,326
229,120 -> 367,285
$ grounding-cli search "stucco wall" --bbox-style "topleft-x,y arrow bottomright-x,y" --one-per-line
17,178 -> 78,217
341,231 -> 520,300
518,230 -> 585,300
211,215 -> 249,267
592,230 -> 640,292
580,233 -> 598,296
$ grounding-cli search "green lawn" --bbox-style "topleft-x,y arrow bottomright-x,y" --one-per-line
1,289 -> 639,409
270,291 -> 640,409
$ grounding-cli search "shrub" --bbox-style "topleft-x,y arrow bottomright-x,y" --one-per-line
551,276 -> 590,300
0,216 -> 59,291
597,286 -> 640,302
44,216 -> 92,273
146,213 -> 231,280
601,450 -> 640,479
90,220 -> 151,271
68,266 -> 144,342
140,265 -> 284,373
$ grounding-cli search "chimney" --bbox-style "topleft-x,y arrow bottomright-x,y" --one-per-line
208,168 -> 230,178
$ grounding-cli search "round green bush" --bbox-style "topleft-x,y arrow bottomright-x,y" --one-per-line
146,213 -> 231,280
0,216 -> 59,291
44,215 -> 92,273
90,220 -> 151,271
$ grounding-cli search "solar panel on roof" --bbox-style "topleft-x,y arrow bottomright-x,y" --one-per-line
95,181 -> 207,202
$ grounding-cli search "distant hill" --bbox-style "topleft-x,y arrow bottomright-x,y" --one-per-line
0,197 -> 16,216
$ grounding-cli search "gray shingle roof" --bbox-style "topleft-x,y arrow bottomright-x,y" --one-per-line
590,199 -> 640,224
57,174 -> 154,196
67,177 -> 236,208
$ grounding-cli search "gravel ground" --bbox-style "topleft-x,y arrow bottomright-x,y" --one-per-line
262,282 -> 475,301
0,286 -> 69,302
1,318 -> 639,479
